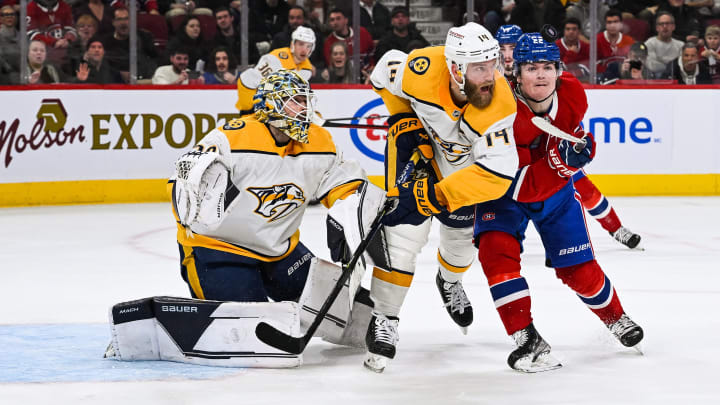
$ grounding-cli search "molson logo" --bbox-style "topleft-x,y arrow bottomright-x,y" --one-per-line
349,98 -> 389,162
0,98 -> 85,168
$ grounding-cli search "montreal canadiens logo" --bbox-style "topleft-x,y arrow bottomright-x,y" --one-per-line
482,212 -> 495,221
349,98 -> 389,162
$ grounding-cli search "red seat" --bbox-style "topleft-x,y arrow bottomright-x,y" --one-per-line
137,13 -> 169,51
623,18 -> 650,42
170,14 -> 216,41
704,19 -> 720,30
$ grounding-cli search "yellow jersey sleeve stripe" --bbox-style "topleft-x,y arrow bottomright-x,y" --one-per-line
181,245 -> 205,299
374,88 -> 413,115
435,164 -> 513,212
372,266 -> 414,288
437,251 -> 470,273
320,179 -> 364,208
177,226 -> 300,262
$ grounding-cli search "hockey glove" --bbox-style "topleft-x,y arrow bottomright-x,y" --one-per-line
383,178 -> 445,226
386,112 -> 433,188
547,131 -> 596,178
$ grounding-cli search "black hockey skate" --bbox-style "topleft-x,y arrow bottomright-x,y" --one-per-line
611,226 -> 642,249
607,313 -> 644,351
364,310 -> 399,373
436,271 -> 473,334
507,323 -> 562,373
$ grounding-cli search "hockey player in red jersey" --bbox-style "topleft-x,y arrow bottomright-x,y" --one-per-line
495,25 -> 642,250
26,0 -> 76,48
473,33 -> 644,372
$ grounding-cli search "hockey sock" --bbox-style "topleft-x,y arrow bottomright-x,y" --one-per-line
437,250 -> 470,283
555,261 -> 625,325
573,176 -> 622,234
478,231 -> 532,335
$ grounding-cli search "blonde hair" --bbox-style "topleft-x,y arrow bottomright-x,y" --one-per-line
705,25 -> 720,38
76,14 -> 98,30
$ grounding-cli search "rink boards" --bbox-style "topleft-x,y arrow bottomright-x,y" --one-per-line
1,84 -> 719,206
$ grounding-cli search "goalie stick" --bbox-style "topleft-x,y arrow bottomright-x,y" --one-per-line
254,153 -> 421,354
313,115 -> 389,130
530,116 -> 587,153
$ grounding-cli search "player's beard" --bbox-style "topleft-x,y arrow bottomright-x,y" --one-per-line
465,80 -> 494,108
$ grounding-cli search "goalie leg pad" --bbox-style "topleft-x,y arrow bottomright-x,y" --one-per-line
106,296 -> 302,368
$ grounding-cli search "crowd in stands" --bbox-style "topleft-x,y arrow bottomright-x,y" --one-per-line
0,0 -> 719,85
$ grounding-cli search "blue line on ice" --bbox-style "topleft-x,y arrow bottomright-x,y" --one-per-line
0,324 -> 241,383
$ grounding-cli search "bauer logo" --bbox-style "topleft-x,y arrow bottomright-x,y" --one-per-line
349,98 -> 389,162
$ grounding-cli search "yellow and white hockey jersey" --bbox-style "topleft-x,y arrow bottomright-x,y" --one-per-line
370,46 -> 519,212
170,117 -> 364,261
235,48 -> 315,114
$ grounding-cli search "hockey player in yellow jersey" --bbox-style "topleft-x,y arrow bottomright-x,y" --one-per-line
363,22 -> 519,372
162,70 -> 391,362
235,27 -> 316,115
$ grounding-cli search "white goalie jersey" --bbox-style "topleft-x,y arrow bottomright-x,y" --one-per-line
170,117 -> 366,261
371,47 -> 519,211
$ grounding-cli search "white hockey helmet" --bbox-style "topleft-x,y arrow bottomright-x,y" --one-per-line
291,26 -> 316,53
444,22 -> 500,90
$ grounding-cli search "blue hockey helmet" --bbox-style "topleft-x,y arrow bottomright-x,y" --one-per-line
513,33 -> 561,75
495,25 -> 523,45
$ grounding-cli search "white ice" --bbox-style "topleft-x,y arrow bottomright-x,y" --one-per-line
1,197 -> 719,404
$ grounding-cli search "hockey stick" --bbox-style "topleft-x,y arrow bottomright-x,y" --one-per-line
530,116 -> 587,153
322,115 -> 390,122
255,198 -> 394,354
322,121 -> 389,130
254,152 -> 421,354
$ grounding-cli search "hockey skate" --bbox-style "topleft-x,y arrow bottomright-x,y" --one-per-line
435,271 -> 473,334
607,314 -> 644,353
611,227 -> 642,250
363,311 -> 399,373
507,323 -> 562,373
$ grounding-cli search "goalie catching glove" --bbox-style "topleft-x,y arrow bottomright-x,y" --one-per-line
383,177 -> 446,226
174,149 -> 232,232
547,130 -> 595,178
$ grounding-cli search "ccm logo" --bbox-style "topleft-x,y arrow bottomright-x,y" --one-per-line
161,305 -> 198,313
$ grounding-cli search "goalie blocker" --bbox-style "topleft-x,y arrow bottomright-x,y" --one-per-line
105,258 -> 373,368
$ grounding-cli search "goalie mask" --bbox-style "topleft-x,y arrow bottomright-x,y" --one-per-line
253,70 -> 317,143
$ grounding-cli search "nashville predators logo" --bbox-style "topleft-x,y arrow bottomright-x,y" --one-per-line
409,56 -> 430,75
278,51 -> 289,59
421,119 -> 472,165
247,183 -> 306,222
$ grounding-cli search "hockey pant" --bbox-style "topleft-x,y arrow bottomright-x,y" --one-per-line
370,218 -> 475,317
572,170 -> 622,234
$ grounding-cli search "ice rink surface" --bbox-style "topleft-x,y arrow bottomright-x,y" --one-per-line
1,197 -> 719,404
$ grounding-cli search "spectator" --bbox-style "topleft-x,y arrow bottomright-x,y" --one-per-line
508,0 -> 565,34
700,25 -> 720,83
614,0 -> 658,23
153,46 -> 200,83
211,6 -> 259,65
165,0 -> 212,19
202,46 -> 238,84
665,41 -> 712,83
644,11 -> 684,77
72,0 -> 114,35
271,5 -> 306,49
108,0 -> 159,15
359,0 -> 390,41
657,0 -> 702,42
0,5 -> 19,79
249,0 -> 290,49
323,7 -> 373,70
374,6 -> 429,62
63,14 -> 96,76
71,36 -> 120,83
27,0 -> 77,49
565,0 -> 610,41
166,15 -> 208,71
314,40 -> 353,83
606,41 -> 653,81
557,17 -> 589,67
597,9 -> 635,73
102,7 -> 158,82
26,39 -> 61,83
457,1 -> 504,35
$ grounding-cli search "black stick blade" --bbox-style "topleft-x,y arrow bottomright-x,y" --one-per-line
255,321 -> 307,355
